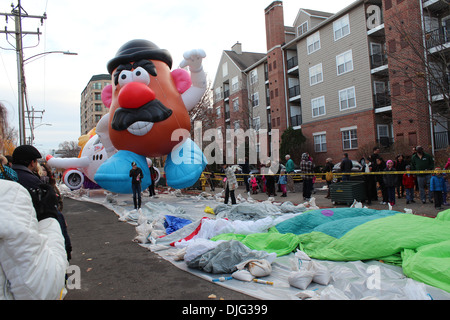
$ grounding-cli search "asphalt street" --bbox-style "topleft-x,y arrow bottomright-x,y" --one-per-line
62,197 -> 255,301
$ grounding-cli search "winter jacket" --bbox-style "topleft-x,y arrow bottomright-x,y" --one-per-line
0,180 -> 68,300
383,167 -> 398,187
402,174 -> 416,189
224,167 -> 238,190
430,175 -> 446,192
278,175 -> 287,185
285,159 -> 295,173
410,152 -> 434,171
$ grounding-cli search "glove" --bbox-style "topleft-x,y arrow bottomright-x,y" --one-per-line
29,184 -> 59,221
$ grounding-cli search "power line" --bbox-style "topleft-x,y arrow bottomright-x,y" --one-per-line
0,0 -> 47,145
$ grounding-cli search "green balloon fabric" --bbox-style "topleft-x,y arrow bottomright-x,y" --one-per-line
275,208 -> 450,293
211,231 -> 300,257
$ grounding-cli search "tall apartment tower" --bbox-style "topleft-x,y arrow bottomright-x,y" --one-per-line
264,1 -> 290,134
80,74 -> 111,135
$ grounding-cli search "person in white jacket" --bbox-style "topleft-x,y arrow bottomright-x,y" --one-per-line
0,179 -> 68,300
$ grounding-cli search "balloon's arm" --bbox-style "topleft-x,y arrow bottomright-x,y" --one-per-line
46,154 -> 90,169
96,113 -> 117,158
179,49 -> 207,112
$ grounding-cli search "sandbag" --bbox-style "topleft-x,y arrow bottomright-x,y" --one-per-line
186,240 -> 273,274
288,270 -> 314,290
236,259 -> 272,277
308,260 -> 331,286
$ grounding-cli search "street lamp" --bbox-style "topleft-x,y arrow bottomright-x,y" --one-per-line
23,50 -> 78,64
17,50 -> 77,145
28,123 -> 52,145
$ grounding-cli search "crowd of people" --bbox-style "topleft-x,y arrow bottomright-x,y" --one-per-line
209,145 -> 448,211
0,144 -> 71,300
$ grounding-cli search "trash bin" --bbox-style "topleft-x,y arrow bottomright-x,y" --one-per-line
330,181 -> 366,205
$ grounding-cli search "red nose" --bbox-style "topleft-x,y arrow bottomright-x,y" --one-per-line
118,82 -> 156,109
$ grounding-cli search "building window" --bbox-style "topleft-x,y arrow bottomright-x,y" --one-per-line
341,127 -> 358,150
339,87 -> 356,110
309,63 -> 323,86
313,132 -> 327,152
214,87 -> 222,101
93,82 -> 102,90
231,76 -> 239,92
297,21 -> 308,36
311,96 -> 326,117
233,98 -> 239,111
95,115 -> 102,122
252,117 -> 260,131
336,50 -> 353,75
222,62 -> 228,77
94,93 -> 102,100
251,92 -> 259,107
95,104 -> 102,112
216,106 -> 221,119
250,70 -> 258,85
333,14 -> 350,41
307,31 -> 321,54
234,120 -> 240,130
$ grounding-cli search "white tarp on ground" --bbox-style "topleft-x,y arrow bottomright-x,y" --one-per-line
63,186 -> 450,300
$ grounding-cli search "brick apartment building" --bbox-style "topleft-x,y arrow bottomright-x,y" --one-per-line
211,0 -> 449,166
80,74 -> 110,135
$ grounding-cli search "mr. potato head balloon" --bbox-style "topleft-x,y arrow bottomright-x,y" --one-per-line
94,39 -> 207,194
106,40 -> 192,157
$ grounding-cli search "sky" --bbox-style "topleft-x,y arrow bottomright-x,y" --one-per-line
0,0 -> 356,154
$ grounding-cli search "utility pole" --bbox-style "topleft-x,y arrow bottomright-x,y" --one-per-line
0,1 -> 47,145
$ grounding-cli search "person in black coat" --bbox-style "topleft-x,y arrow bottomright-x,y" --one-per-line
395,154 -> 407,198
340,153 -> 353,181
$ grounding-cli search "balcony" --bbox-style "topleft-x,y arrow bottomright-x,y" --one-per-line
434,131 -> 449,150
426,27 -> 449,50
290,114 -> 302,127
430,73 -> 450,98
370,52 -> 388,69
287,56 -> 298,74
223,89 -> 230,100
288,85 -> 300,99
373,92 -> 391,109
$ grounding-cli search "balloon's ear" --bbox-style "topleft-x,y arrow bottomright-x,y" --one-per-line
171,69 -> 192,94
101,84 -> 113,108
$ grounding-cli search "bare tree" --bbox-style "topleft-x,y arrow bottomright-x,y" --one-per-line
56,141 -> 81,158
385,6 -> 449,129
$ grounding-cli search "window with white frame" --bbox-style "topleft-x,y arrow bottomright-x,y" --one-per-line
307,31 -> 321,54
309,63 -> 323,86
214,87 -> 222,101
232,98 -> 239,111
341,127 -> 358,149
339,86 -> 356,110
336,50 -> 353,75
234,120 -> 240,130
333,14 -> 350,41
252,117 -> 260,131
297,21 -> 308,36
251,92 -> 259,107
216,106 -> 221,119
231,76 -> 239,92
313,132 -> 327,152
250,70 -> 258,85
222,62 -> 228,77
311,96 -> 326,117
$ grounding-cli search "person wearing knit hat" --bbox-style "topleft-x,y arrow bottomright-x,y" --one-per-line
11,145 -> 42,191
383,159 -> 398,206
430,167 -> 446,210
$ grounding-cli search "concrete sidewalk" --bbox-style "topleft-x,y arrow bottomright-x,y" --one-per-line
196,180 -> 443,218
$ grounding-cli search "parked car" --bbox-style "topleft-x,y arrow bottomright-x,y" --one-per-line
332,160 -> 362,173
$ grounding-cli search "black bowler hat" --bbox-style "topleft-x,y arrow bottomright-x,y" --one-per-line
12,145 -> 42,163
107,39 -> 173,74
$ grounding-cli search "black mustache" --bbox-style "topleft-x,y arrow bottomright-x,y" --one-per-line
111,99 -> 173,131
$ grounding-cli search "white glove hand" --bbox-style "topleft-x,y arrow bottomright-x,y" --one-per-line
179,49 -> 206,73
